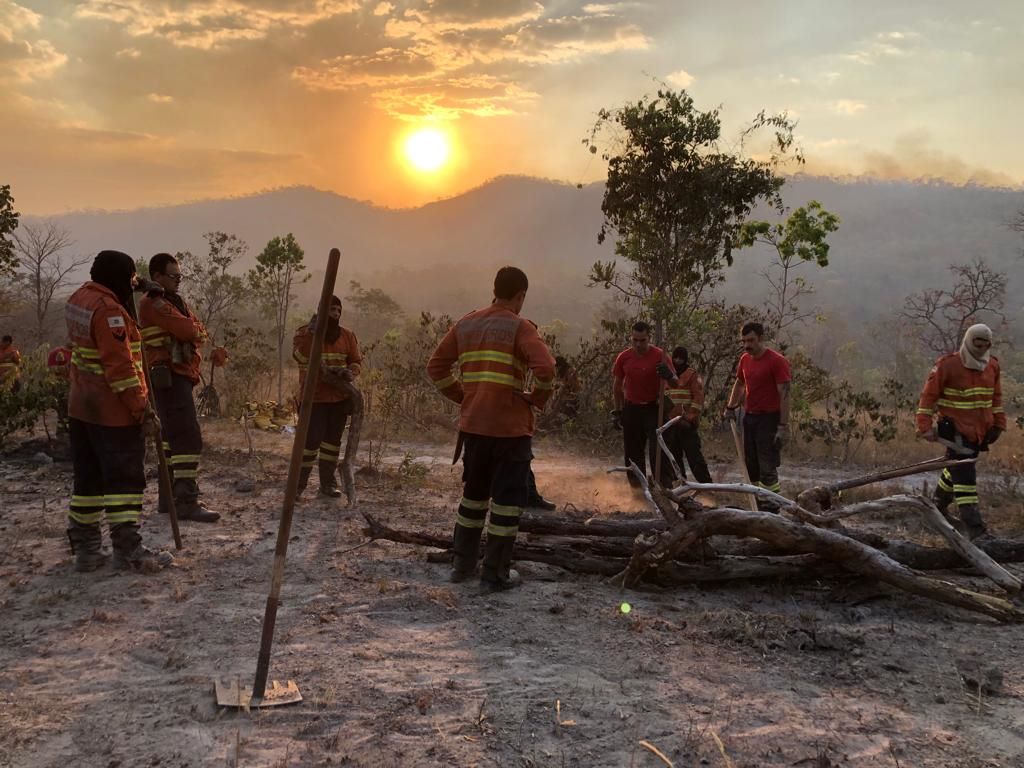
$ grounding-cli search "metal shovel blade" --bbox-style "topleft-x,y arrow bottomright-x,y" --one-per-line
214,677 -> 302,708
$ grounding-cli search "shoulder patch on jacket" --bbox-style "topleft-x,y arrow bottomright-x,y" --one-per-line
107,315 -> 126,328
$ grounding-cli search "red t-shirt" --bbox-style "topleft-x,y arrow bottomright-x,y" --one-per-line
736,348 -> 791,413
613,346 -> 673,405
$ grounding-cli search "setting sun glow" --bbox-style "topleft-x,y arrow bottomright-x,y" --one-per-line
403,128 -> 451,173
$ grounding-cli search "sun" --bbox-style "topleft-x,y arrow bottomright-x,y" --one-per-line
403,128 -> 451,173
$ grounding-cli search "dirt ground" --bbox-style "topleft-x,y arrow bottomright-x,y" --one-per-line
2,424 -> 1024,768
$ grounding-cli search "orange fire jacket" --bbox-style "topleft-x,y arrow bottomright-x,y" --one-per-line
65,282 -> 148,426
138,293 -> 207,384
916,353 -> 1006,445
0,343 -> 21,389
666,368 -> 705,424
427,305 -> 556,438
292,323 -> 362,403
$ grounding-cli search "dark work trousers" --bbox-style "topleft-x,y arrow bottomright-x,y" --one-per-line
667,422 -> 713,484
152,372 -> 203,503
936,445 -> 980,509
68,417 -> 146,536
300,400 -> 353,490
742,411 -> 781,510
457,434 -> 532,539
622,401 -> 670,485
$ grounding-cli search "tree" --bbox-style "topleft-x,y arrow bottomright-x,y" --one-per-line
899,258 -> 1007,355
735,201 -> 840,343
585,88 -> 802,341
0,185 -> 21,313
248,233 -> 308,403
345,280 -> 404,343
178,231 -> 247,341
12,221 -> 87,344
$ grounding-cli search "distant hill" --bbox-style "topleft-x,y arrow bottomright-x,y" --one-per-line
23,175 -> 1024,338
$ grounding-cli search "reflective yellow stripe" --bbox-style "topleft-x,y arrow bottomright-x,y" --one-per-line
71,494 -> 105,507
75,346 -> 101,358
943,387 -> 994,396
917,408 -> 935,415
69,510 -> 103,524
461,497 -> 489,510
104,494 -> 144,504
463,371 -> 523,388
110,376 -> 142,392
433,375 -> 457,389
992,407 -> 1004,414
322,353 -> 348,362
458,350 -> 524,370
320,442 -> 340,452
936,399 -> 992,409
456,514 -> 486,529
169,454 -> 200,463
486,522 -> 519,537
490,503 -> 522,518
106,510 -> 139,523
533,378 -> 554,390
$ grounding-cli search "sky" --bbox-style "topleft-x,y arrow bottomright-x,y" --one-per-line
1,0 -> 1022,214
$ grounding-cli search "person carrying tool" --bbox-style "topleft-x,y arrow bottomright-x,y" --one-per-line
723,322 -> 791,511
916,323 -> 1005,539
139,253 -> 220,523
0,334 -> 22,391
660,346 -> 713,484
611,322 -> 674,486
292,295 -> 362,498
65,250 -> 172,572
427,266 -> 556,592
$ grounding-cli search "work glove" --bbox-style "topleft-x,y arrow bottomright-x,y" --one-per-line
655,362 -> 675,383
610,409 -> 623,430
339,368 -> 354,382
982,426 -> 1003,448
773,424 -> 789,451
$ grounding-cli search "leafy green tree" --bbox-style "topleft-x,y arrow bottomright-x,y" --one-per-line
345,280 -> 405,343
247,233 -> 309,403
0,185 -> 21,313
178,231 -> 247,340
735,201 -> 840,343
585,88 -> 801,341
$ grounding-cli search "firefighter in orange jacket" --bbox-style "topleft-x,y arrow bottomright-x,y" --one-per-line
916,324 -> 1006,539
139,253 -> 219,522
0,334 -> 21,391
292,295 -> 362,497
661,346 -> 713,484
427,266 -> 556,593
65,250 -> 171,572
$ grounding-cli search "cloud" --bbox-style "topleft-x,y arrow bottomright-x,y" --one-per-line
296,5 -> 648,119
116,47 -> 142,59
842,31 -> 915,65
665,68 -> 694,88
831,99 -> 866,115
74,0 -> 359,49
372,1 -> 392,15
147,93 -> 174,103
0,1 -> 67,82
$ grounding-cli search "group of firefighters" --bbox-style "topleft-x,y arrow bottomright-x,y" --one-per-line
0,253 -> 1008,585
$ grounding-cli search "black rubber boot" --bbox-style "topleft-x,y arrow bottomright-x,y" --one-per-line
67,522 -> 107,573
527,495 -> 557,511
297,466 -> 313,496
450,524 -> 483,583
318,485 -> 343,498
959,505 -> 988,540
479,535 -> 521,594
110,523 -> 173,572
176,500 -> 221,522
319,461 -> 342,498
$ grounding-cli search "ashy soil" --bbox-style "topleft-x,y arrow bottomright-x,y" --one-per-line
2,424 -> 1024,768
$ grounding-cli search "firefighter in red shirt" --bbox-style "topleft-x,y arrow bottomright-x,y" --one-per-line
292,295 -> 362,498
724,321 -> 792,511
427,267 -> 555,592
916,324 -> 1005,539
663,346 -> 713,484
612,321 -> 675,486
65,250 -> 171,572
0,334 -> 22,391
139,253 -> 219,522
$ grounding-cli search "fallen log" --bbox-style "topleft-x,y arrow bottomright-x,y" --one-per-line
616,506 -> 1024,622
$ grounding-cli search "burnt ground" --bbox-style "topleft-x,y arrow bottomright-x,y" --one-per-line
2,424 -> 1024,768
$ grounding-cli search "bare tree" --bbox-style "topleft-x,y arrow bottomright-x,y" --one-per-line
899,258 -> 1007,355
178,231 -> 247,341
13,221 -> 87,344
